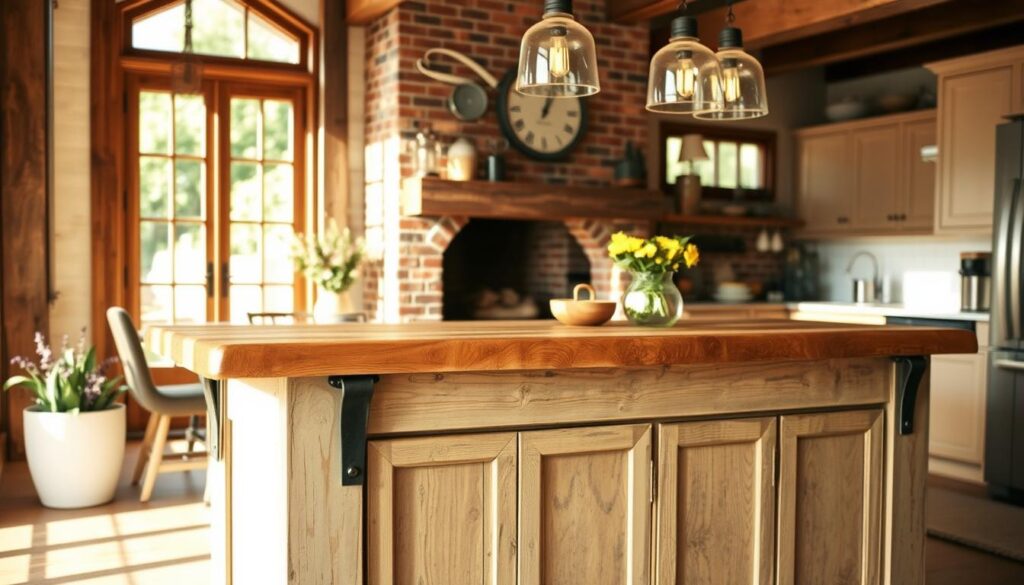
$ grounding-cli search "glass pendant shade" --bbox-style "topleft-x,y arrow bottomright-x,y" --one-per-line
516,0 -> 600,98
694,27 -> 768,120
647,16 -> 722,114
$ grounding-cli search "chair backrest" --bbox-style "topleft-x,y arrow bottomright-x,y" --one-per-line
105,307 -> 172,414
247,311 -> 313,325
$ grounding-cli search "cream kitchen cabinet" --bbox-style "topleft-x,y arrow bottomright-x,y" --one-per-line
927,45 -> 1024,235
929,322 -> 990,484
796,110 -> 936,238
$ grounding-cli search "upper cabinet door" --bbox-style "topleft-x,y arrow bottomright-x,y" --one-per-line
852,123 -> 901,232
655,418 -> 776,585
902,117 -> 938,231
797,131 -> 854,235
367,432 -> 517,585
777,410 -> 884,585
937,65 -> 1015,233
519,424 -> 652,585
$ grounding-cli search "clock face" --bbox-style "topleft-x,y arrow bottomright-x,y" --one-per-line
497,69 -> 587,161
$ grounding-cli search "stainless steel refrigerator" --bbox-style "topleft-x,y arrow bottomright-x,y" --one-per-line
987,114 -> 1024,503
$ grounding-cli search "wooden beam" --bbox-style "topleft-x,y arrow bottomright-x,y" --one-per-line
760,0 -> 1024,74
692,0 -> 952,48
401,177 -> 670,221
610,0 -> 748,25
1,0 -> 51,460
346,0 -> 401,25
322,0 -> 348,226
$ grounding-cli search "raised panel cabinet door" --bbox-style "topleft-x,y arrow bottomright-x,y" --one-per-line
929,353 -> 988,466
852,123 -> 901,232
367,432 -> 517,585
901,117 -> 937,231
777,410 -> 884,585
519,424 -> 652,585
655,418 -> 776,585
937,66 -> 1014,232
797,131 -> 854,234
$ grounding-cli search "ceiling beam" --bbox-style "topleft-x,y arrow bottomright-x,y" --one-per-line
694,0 -> 953,48
609,0 -> 747,24
346,0 -> 401,25
760,0 -> 1024,74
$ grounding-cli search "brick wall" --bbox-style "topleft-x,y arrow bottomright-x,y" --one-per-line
363,0 -> 652,322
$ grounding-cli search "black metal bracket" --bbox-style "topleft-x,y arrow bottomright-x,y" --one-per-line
328,375 -> 378,486
892,356 -> 927,436
200,377 -> 223,460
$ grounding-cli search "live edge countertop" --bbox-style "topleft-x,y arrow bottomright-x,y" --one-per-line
145,319 -> 977,380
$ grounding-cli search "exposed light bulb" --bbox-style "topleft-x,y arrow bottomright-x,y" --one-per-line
548,34 -> 570,79
722,59 -> 741,103
674,51 -> 697,100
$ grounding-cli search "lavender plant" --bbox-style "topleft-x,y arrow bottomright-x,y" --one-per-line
3,329 -> 126,413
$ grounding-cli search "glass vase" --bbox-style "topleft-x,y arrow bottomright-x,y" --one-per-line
622,271 -> 683,327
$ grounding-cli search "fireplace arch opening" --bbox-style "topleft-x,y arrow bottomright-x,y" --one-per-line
442,219 -> 591,321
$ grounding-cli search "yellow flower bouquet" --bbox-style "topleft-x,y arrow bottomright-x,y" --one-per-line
608,232 -> 699,326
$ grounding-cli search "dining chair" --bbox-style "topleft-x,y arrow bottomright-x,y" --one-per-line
247,311 -> 368,324
106,307 -> 208,502
246,311 -> 314,325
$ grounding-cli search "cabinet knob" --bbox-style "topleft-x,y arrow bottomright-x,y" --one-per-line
900,213 -> 907,221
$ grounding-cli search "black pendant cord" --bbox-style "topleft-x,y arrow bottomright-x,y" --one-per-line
726,1 -> 736,25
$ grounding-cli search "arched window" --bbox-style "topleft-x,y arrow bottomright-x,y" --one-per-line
115,0 -> 316,327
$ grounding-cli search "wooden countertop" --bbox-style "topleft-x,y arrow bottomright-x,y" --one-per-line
145,319 -> 978,379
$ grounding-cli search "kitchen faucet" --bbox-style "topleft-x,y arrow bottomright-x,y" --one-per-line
846,251 -> 879,303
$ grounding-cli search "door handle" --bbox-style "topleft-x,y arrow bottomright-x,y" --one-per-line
1009,178 -> 1023,342
996,359 -> 1024,372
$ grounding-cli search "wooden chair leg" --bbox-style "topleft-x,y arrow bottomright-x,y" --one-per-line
132,412 -> 159,486
140,415 -> 171,503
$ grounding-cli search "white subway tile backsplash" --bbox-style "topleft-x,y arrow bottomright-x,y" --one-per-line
813,237 -> 991,307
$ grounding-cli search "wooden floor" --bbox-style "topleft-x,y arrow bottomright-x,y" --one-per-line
0,440 -> 209,584
1,441 -> 1023,584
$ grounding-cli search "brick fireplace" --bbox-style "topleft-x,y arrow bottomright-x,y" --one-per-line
362,0 -> 652,322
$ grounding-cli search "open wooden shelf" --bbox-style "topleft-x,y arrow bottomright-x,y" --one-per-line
401,177 -> 669,221
660,213 -> 805,229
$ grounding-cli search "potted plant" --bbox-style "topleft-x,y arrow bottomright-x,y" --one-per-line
608,232 -> 700,327
4,330 -> 127,508
293,219 -> 365,323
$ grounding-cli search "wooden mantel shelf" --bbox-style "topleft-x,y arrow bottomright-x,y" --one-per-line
661,213 -> 805,229
401,177 -> 669,221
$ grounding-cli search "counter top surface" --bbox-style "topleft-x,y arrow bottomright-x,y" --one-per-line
146,319 -> 977,379
684,301 -> 989,322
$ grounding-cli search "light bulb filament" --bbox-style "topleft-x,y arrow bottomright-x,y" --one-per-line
674,54 -> 697,100
723,66 -> 741,103
548,35 -> 570,79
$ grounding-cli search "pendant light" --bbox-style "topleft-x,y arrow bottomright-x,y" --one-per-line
694,2 -> 768,120
516,0 -> 600,98
171,0 -> 202,93
646,2 -> 722,115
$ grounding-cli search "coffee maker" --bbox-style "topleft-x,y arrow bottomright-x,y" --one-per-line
960,251 -> 991,312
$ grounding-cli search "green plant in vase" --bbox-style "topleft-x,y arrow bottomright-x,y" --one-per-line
608,232 -> 699,326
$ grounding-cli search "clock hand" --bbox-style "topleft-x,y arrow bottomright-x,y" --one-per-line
541,97 -> 554,119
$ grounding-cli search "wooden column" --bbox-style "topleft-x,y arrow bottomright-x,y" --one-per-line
321,0 -> 348,227
0,0 -> 51,460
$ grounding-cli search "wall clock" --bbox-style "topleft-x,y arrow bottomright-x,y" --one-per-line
496,69 -> 588,162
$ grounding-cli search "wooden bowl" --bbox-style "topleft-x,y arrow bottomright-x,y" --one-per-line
550,284 -> 617,327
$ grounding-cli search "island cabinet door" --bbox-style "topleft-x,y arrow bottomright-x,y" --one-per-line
777,409 -> 884,585
519,424 -> 653,585
654,418 -> 777,585
366,432 -> 517,585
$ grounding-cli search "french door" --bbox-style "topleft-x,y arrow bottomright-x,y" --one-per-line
126,75 -> 308,327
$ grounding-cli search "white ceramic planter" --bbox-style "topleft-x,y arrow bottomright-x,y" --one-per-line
23,403 -> 126,509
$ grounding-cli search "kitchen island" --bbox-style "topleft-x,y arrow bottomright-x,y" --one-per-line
146,320 -> 975,585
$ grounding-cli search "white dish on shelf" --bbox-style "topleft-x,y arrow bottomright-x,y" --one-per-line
713,293 -> 754,304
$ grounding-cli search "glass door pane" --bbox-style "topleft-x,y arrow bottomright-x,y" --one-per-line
225,94 -> 300,323
136,88 -> 211,325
